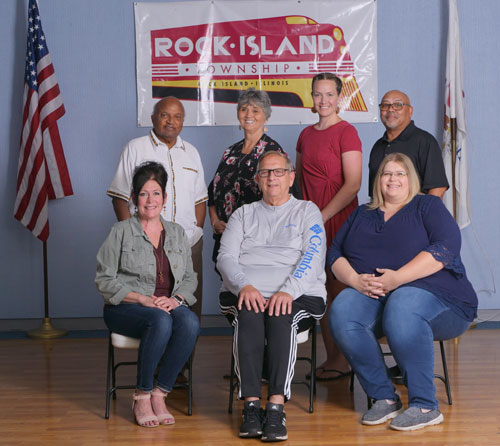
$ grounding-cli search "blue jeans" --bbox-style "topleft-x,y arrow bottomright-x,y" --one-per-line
104,303 -> 200,392
329,286 -> 471,410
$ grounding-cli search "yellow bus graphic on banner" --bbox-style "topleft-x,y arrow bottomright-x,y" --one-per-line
150,16 -> 368,112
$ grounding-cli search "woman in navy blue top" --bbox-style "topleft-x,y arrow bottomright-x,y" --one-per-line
327,153 -> 477,432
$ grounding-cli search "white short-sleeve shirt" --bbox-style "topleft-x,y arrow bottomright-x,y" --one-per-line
107,130 -> 208,246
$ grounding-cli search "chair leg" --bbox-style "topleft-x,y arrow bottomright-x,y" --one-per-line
105,334 -> 113,419
187,354 -> 193,415
439,340 -> 452,405
228,346 -> 235,414
309,326 -> 316,413
111,340 -> 117,401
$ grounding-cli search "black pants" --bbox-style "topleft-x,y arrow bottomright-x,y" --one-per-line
220,292 -> 325,400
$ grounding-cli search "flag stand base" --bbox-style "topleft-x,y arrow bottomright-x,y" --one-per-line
27,317 -> 67,339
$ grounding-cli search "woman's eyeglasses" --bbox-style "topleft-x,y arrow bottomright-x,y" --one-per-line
381,171 -> 408,178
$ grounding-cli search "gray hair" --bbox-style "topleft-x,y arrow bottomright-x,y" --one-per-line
256,151 -> 293,172
237,88 -> 272,120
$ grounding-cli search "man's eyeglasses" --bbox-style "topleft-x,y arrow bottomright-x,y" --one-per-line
379,102 -> 410,111
381,171 -> 408,178
257,168 -> 291,178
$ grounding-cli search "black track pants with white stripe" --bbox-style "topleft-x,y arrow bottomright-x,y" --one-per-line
220,292 -> 325,400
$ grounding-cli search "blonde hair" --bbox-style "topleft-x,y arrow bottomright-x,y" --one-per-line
368,152 -> 421,209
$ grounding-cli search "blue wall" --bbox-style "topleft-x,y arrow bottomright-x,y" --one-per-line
1,0 -> 499,319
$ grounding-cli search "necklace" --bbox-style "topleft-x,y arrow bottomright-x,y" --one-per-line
153,230 -> 165,283
238,141 -> 253,165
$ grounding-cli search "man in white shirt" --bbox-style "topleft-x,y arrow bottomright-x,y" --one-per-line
107,97 -> 207,319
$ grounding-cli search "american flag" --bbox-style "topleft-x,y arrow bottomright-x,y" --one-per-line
14,0 -> 73,242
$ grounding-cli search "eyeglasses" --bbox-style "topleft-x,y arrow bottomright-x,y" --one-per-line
381,171 -> 408,178
379,102 -> 410,111
257,168 -> 291,178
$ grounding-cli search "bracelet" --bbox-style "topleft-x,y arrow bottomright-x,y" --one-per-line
211,220 -> 218,234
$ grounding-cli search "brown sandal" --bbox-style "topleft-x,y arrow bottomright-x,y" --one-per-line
132,392 -> 159,428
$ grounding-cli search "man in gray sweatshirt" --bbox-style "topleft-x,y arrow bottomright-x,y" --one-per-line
217,151 -> 327,442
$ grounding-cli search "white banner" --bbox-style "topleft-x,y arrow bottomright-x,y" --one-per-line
135,0 -> 377,126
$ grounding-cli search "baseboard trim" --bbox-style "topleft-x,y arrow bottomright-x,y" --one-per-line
0,315 -> 230,332
1,310 -> 499,334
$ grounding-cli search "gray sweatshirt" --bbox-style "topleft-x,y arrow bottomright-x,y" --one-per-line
217,196 -> 327,301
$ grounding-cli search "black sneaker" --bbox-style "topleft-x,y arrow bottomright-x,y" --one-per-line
239,401 -> 263,438
261,403 -> 287,442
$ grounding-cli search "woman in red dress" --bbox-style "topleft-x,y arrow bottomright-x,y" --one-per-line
296,73 -> 362,380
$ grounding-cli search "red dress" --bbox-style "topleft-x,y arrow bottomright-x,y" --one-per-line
296,120 -> 362,247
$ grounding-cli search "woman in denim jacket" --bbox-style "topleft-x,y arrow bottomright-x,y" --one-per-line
96,161 -> 199,428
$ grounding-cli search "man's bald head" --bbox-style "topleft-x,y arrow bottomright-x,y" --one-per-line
379,90 -> 414,139
152,96 -> 185,118
381,90 -> 411,106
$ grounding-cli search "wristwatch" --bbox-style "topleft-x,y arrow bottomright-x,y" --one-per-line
173,295 -> 185,306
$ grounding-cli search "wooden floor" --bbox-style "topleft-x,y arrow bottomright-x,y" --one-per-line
1,328 -> 499,445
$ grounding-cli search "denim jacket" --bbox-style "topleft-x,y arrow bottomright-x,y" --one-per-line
95,215 -> 197,306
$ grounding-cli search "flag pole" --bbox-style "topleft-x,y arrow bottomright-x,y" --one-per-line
17,0 -> 73,339
450,119 -> 476,332
27,241 -> 67,339
449,119 -> 469,336
445,0 -> 474,336
450,117 -> 457,220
